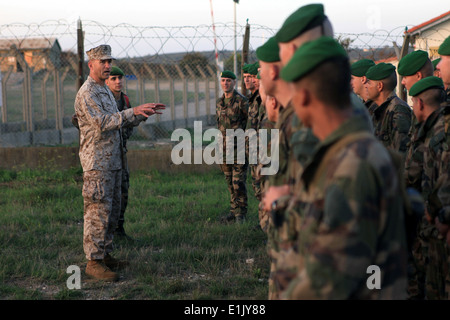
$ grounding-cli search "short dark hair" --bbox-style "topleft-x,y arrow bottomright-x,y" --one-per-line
296,56 -> 351,109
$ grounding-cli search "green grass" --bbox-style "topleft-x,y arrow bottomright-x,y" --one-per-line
0,166 -> 269,300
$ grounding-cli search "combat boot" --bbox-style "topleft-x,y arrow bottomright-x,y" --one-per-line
103,254 -> 129,270
85,260 -> 119,282
220,212 -> 236,224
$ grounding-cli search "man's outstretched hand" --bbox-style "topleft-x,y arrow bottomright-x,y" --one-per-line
133,103 -> 166,117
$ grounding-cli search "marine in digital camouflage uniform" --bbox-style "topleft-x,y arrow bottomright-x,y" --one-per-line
75,45 -> 164,281
216,70 -> 249,223
365,62 -> 412,158
277,36 -> 408,300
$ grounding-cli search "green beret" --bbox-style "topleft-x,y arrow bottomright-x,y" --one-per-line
351,59 -> 375,77
257,71 -> 261,80
432,58 -> 441,70
398,50 -> 428,76
248,62 -> 258,75
280,37 -> 347,82
110,66 -> 125,76
438,36 -> 450,55
409,76 -> 444,96
256,37 -> 280,62
275,4 -> 325,43
221,70 -> 236,79
242,63 -> 251,73
366,63 -> 396,80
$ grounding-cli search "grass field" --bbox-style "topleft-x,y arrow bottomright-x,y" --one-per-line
0,165 -> 269,300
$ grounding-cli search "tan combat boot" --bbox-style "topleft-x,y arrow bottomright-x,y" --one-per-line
85,260 -> 119,282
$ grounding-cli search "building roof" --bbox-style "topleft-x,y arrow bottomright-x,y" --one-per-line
406,11 -> 450,35
0,38 -> 60,51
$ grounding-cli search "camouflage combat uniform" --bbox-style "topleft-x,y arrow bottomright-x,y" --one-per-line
266,97 -> 374,300
370,91 -> 412,158
115,92 -> 133,233
275,114 -> 408,299
246,90 -> 263,202
216,89 -> 249,220
75,76 -> 144,260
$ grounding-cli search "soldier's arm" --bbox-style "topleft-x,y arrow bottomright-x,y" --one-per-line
391,104 -> 412,156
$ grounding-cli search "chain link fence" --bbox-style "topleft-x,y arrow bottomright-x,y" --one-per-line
0,20 -> 448,147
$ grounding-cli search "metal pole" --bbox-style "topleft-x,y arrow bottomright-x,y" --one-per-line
77,19 -> 85,90
234,1 -> 237,76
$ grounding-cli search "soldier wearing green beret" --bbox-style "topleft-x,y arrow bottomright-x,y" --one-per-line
278,36 -> 408,299
105,66 -> 134,240
216,70 -> 249,224
434,36 -> 450,298
350,59 -> 375,102
399,50 -> 434,93
242,62 -> 263,207
401,51 -> 434,222
365,62 -> 412,158
406,76 -> 448,300
257,36 -> 316,299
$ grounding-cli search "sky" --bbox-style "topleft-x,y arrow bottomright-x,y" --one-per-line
1,0 -> 448,56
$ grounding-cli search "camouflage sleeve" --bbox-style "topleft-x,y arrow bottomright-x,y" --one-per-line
78,92 -> 137,132
283,160 -> 393,299
437,146 -> 450,224
390,104 -> 412,155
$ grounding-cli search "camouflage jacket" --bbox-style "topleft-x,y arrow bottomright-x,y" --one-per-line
216,89 -> 249,163
74,76 -> 143,172
279,114 -> 408,300
268,102 -> 299,186
246,89 -> 262,131
370,91 -> 412,157
116,92 -> 134,153
435,90 -> 450,223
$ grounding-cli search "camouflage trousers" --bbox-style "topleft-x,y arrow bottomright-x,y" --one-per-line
250,164 -> 262,201
409,218 -> 450,299
82,169 -> 122,260
219,163 -> 248,217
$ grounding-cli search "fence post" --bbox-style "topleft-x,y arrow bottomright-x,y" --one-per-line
143,63 -> 160,123
196,65 -> 211,124
398,32 -> 410,102
241,22 -> 250,96
160,65 -> 175,130
12,45 -> 33,139
1,65 -> 13,123
77,19 -> 85,90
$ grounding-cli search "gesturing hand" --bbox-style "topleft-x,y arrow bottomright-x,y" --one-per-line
133,103 -> 166,117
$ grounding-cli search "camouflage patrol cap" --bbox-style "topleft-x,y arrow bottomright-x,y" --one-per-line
221,70 -> 236,79
366,63 -> 396,80
398,50 -> 428,76
86,44 -> 115,60
110,66 -> 125,76
280,36 -> 347,82
256,37 -> 280,62
438,36 -> 450,55
275,4 -> 325,43
432,58 -> 441,70
408,76 -> 444,96
351,59 -> 375,77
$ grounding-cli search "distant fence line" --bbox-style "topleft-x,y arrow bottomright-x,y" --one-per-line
0,20 -> 448,147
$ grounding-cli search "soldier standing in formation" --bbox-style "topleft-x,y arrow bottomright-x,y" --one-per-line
74,45 -> 164,281
216,71 -> 249,224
